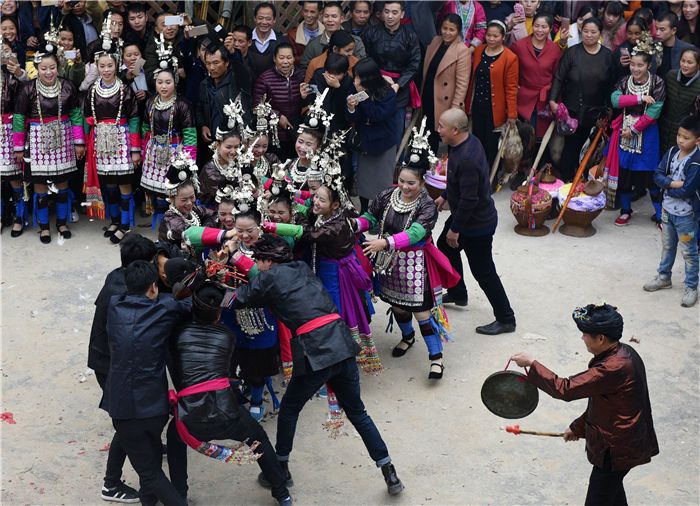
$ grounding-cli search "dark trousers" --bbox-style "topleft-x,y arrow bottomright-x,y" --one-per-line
437,217 -> 515,325
585,453 -> 630,506
112,415 -> 186,506
96,373 -> 128,489
276,357 -> 391,466
166,404 -> 290,502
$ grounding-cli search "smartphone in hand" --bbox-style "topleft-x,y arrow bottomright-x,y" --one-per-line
164,15 -> 184,26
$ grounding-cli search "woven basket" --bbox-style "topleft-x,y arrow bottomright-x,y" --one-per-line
510,184 -> 552,229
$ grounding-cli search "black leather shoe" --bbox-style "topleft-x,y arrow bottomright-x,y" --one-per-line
381,463 -> 404,495
475,320 -> 516,335
442,294 -> 468,307
258,462 -> 294,489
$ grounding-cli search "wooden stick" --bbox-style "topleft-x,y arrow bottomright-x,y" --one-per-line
489,123 -> 509,185
526,121 -> 556,184
551,119 -> 608,233
502,425 -> 564,437
395,110 -> 422,164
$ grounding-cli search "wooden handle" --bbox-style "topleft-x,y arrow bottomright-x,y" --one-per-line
552,121 -> 607,233
489,123 -> 510,185
520,430 -> 565,437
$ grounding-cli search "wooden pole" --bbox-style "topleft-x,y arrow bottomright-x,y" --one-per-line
501,425 -> 565,437
489,123 -> 509,185
551,120 -> 607,233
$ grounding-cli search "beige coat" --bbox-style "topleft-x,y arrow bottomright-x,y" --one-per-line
421,36 -> 470,130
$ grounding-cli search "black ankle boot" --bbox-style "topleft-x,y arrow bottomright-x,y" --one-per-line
258,460 -> 294,489
381,463 -> 404,495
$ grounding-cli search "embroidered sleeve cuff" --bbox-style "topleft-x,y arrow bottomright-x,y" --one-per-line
356,217 -> 370,233
391,231 -> 411,250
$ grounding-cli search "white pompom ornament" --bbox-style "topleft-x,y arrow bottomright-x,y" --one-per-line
102,40 -> 111,50
271,186 -> 280,195
46,44 -> 54,52
309,117 -> 318,127
410,153 -> 420,164
160,60 -> 168,69
239,203 -> 249,212
178,170 -> 187,181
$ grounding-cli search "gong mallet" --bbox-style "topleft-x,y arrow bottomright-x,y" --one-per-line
501,424 -> 565,437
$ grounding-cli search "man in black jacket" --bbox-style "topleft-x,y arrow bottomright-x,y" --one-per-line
167,283 -> 292,506
102,261 -> 190,506
248,2 -> 288,80
435,108 -> 516,336
88,234 -> 156,503
196,45 -> 252,145
361,0 -> 421,144
231,235 -> 404,496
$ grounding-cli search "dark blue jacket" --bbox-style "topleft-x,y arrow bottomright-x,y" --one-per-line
654,146 -> 700,215
88,267 -> 126,375
346,88 -> 398,155
101,294 -> 191,420
443,134 -> 498,235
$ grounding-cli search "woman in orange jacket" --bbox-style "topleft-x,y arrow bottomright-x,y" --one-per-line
466,20 -> 519,165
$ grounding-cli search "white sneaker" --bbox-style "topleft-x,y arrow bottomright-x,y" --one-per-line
681,288 -> 698,308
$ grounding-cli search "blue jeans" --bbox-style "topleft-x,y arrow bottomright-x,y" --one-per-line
658,211 -> 699,290
275,358 -> 391,466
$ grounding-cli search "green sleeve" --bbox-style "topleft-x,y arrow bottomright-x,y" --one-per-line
69,107 -> 83,127
611,90 -> 622,109
646,101 -> 663,120
405,222 -> 427,245
294,203 -> 310,217
273,222 -> 304,240
128,116 -> 140,134
247,264 -> 260,278
12,113 -> 25,134
183,126 -> 197,147
360,212 -> 379,229
142,120 -> 151,136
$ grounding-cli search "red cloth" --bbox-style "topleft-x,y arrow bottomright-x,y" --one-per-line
296,313 -> 341,335
84,117 -> 127,220
168,378 -> 230,449
380,69 -> 421,109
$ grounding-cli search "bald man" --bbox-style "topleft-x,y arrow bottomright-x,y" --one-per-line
435,109 -> 516,335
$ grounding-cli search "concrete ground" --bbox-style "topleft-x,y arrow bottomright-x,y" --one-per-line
1,191 -> 698,505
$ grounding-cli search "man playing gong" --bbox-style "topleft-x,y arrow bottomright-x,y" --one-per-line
510,303 -> 658,506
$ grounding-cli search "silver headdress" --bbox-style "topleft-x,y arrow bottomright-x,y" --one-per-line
244,94 -> 280,147
298,88 -> 333,142
214,95 -> 247,144
154,32 -> 179,79
215,179 -> 257,215
631,31 -> 663,67
164,148 -> 199,196
311,129 -> 353,210
94,12 -> 123,65
405,117 -> 438,171
34,15 -> 61,63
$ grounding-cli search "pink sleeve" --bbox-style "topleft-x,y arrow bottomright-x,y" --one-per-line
293,196 -> 306,205
617,95 -> 640,108
297,189 -> 312,200
232,253 -> 255,274
356,217 -> 370,233
72,125 -> 85,144
183,145 -> 196,160
12,132 -> 25,151
262,221 -> 277,233
471,2 -> 487,45
263,178 -> 273,190
632,114 -> 656,133
391,231 -> 411,250
129,132 -> 141,151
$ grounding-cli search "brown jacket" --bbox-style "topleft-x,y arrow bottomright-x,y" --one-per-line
528,343 -> 658,471
466,45 -> 519,127
287,23 -> 325,66
421,36 -> 471,131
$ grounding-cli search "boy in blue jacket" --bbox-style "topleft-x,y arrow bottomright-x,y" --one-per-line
644,114 -> 700,307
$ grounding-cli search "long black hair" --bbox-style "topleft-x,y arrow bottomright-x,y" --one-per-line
352,57 -> 391,100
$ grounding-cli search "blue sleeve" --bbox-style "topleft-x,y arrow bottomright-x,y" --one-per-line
356,91 -> 397,122
667,163 -> 700,199
654,150 -> 673,189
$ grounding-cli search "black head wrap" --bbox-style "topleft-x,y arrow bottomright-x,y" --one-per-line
192,282 -> 225,322
251,234 -> 293,263
572,303 -> 624,341
165,258 -> 197,286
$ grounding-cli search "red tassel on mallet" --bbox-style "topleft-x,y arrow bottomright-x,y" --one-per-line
501,424 -> 564,437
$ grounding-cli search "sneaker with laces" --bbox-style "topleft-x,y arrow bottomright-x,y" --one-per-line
643,276 -> 672,292
681,288 -> 698,308
101,482 -> 140,503
614,213 -> 631,226
249,404 -> 266,422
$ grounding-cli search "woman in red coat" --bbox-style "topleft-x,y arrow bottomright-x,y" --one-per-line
510,12 -> 561,139
466,20 -> 519,166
